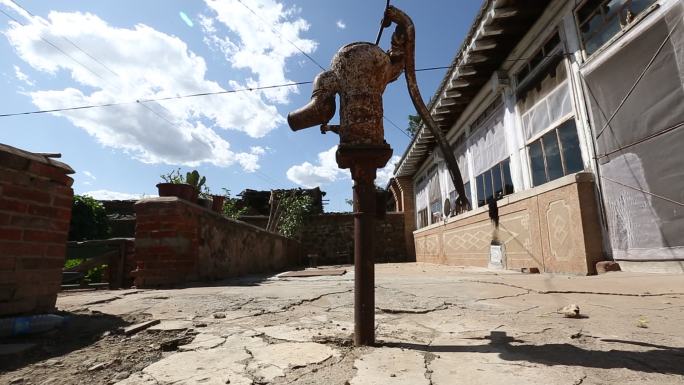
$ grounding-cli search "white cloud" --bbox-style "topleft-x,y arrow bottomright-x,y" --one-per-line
13,65 -> 34,86
286,145 -> 350,188
82,170 -> 96,180
3,9 -> 287,169
200,0 -> 318,104
287,148 -> 399,189
376,155 -> 401,187
336,20 -> 346,30
83,189 -> 155,200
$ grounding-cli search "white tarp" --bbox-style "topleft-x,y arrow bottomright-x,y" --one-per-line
582,1 -> 684,261
428,169 -> 441,207
521,81 -> 573,141
468,106 -> 507,177
444,142 -> 469,195
415,177 -> 428,211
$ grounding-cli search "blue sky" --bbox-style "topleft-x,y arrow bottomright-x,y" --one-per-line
0,0 -> 481,212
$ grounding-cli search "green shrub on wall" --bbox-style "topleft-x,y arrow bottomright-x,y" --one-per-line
69,195 -> 110,241
277,194 -> 314,238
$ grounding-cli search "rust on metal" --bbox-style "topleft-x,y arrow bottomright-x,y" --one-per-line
286,4 -> 469,346
383,6 -> 470,214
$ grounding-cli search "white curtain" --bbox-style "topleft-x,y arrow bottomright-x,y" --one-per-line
521,81 -> 573,141
469,106 -> 507,177
415,178 -> 428,211
428,170 -> 441,205
445,143 -> 469,193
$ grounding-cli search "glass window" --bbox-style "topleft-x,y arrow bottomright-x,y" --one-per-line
417,208 -> 429,228
493,164 -> 503,200
484,170 -> 493,205
502,159 -> 514,195
576,0 -> 657,56
448,181 -> 473,215
542,130 -> 564,182
529,140 -> 547,187
558,120 -> 584,174
528,119 -> 584,187
477,175 -> 486,208
430,200 -> 442,224
515,31 -> 562,85
464,182 -> 472,209
473,159 -> 514,208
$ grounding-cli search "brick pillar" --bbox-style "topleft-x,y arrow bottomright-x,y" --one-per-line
395,176 -> 416,261
0,144 -> 74,316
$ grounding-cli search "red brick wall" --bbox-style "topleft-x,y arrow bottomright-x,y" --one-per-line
0,144 -> 74,316
133,197 -> 301,288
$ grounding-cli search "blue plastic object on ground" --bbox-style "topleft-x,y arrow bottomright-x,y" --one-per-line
0,314 -> 65,337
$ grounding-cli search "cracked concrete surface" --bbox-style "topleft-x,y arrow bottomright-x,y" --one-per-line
3,263 -> 684,385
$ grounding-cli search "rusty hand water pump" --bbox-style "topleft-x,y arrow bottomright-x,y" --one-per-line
287,5 -> 469,346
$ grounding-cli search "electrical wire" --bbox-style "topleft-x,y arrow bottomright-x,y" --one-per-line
0,81 -> 315,117
9,0 -> 120,77
2,1 -> 293,187
1,2 -> 574,140
595,121 -> 684,160
0,8 -> 109,82
384,116 -> 412,139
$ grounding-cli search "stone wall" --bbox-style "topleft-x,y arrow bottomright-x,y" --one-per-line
0,143 -> 74,316
414,173 -> 604,275
299,212 -> 408,265
133,197 -> 301,287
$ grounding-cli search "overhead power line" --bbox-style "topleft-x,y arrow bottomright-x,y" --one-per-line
9,0 -> 120,77
0,81 -> 315,117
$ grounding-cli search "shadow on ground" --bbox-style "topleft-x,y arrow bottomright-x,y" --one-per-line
381,331 -> 684,376
0,311 -> 128,372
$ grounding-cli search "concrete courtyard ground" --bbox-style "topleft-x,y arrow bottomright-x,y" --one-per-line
2,263 -> 684,385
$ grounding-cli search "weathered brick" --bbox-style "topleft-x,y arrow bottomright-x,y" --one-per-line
52,195 -> 73,209
0,284 -> 16,301
27,204 -> 71,221
0,198 -> 28,214
23,230 -> 66,244
50,184 -> 74,199
45,244 -> 66,258
0,151 -> 31,171
2,185 -> 51,204
20,257 -> 64,270
0,256 -> 16,271
0,242 -> 45,257
27,161 -> 72,185
0,213 -> 11,226
0,228 -> 22,241
10,215 -> 69,232
0,299 -> 37,315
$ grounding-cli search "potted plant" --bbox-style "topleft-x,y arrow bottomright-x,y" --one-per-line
157,168 -> 197,202
185,170 -> 212,209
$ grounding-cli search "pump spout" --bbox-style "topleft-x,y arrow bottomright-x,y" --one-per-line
287,70 -> 338,131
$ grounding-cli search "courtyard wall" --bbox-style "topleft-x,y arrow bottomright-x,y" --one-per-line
133,197 -> 301,287
0,144 -> 74,316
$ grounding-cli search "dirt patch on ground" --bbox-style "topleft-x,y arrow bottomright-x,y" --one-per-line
0,311 -> 188,385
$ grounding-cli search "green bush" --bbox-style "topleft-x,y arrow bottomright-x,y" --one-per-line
276,194 -> 314,238
64,259 -> 107,283
68,195 -> 110,241
221,189 -> 248,219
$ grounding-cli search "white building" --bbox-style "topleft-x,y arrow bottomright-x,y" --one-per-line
389,0 -> 684,273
